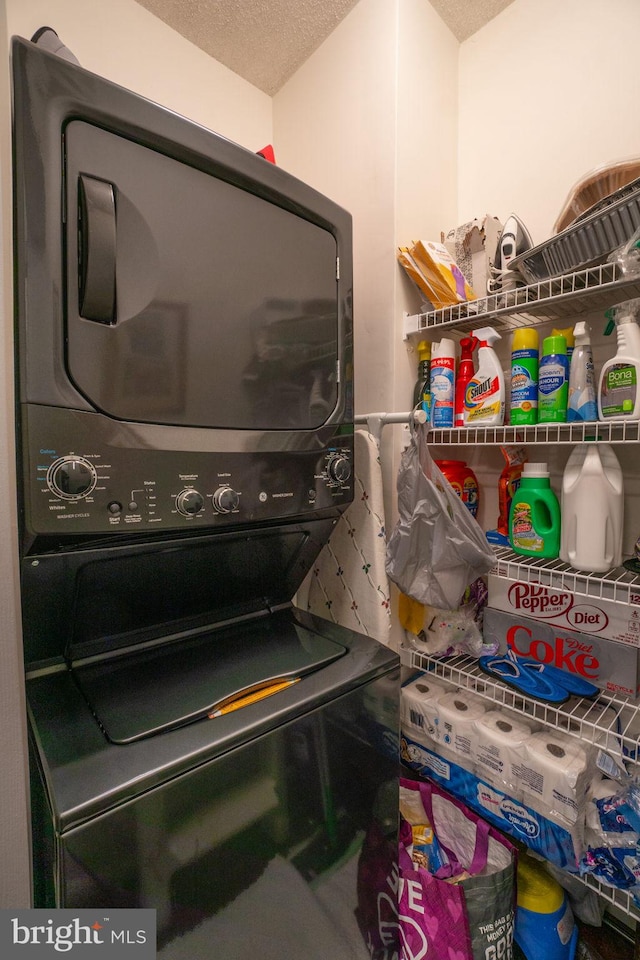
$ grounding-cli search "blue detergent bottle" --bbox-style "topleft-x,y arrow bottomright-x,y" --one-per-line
514,856 -> 577,960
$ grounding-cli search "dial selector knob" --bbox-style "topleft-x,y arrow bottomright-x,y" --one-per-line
327,455 -> 352,483
47,456 -> 97,500
176,489 -> 205,517
212,486 -> 239,514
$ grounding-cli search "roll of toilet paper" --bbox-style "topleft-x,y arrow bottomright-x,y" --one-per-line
471,709 -> 534,796
400,674 -> 456,749
516,730 -> 593,829
434,690 -> 486,765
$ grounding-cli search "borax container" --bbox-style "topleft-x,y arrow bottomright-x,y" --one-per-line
509,463 -> 561,559
430,338 -> 456,428
560,444 -> 623,572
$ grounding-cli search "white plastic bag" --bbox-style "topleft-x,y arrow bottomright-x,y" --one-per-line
386,425 -> 495,609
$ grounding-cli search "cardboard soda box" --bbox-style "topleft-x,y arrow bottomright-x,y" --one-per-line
483,606 -> 640,699
488,574 -> 640,648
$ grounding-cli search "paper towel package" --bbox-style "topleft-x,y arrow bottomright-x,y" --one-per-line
471,709 -> 536,798
483,606 -> 640,699
488,574 -> 640,647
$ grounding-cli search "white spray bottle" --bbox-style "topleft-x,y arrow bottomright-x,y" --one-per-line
598,299 -> 640,421
464,327 -> 505,425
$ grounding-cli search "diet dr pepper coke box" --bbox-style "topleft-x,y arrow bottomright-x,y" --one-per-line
483,606 -> 640,699
487,575 -> 640,648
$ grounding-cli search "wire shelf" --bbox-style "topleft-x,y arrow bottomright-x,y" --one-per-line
426,419 -> 640,445
400,648 -> 640,757
490,547 -> 640,606
403,262 -> 640,337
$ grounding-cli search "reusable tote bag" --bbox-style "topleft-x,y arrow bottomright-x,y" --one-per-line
386,425 -> 495,610
399,778 -> 517,960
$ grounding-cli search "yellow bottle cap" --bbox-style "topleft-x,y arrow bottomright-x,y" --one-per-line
516,857 -> 564,914
417,340 -> 431,360
512,328 -> 539,351
552,325 -> 575,348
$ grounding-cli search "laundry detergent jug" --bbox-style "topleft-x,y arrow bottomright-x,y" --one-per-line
560,444 -> 623,572
514,857 -> 577,960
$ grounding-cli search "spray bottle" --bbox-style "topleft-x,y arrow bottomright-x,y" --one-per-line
568,321 -> 597,422
413,340 -> 432,418
510,328 -> 539,425
430,338 -> 456,428
455,335 -> 477,427
464,327 -> 505,426
598,299 -> 640,421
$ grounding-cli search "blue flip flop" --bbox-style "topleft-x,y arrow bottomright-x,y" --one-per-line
515,657 -> 600,699
478,649 -> 570,704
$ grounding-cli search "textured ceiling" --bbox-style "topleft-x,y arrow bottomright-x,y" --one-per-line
134,0 -> 516,95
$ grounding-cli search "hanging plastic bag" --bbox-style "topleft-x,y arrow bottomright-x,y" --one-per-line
386,425 -> 495,609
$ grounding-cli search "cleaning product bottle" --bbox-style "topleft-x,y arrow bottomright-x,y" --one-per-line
510,328 -> 538,425
435,459 -> 480,517
514,855 -> 578,960
430,338 -> 456,428
454,335 -> 477,427
509,462 -> 561,559
567,321 -> 597,422
552,325 -> 575,364
538,335 -> 569,423
560,444 -> 623,572
463,327 -> 505,426
598,299 -> 640,421
413,340 -> 432,418
486,446 -> 527,546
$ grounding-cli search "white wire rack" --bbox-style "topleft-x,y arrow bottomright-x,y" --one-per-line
403,262 -> 640,338
400,645 -> 640,920
490,546 -> 640,606
400,647 -> 640,756
425,419 -> 640,445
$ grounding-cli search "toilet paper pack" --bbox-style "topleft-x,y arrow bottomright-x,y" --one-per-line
515,729 -> 594,832
471,709 -> 536,798
435,690 -> 487,763
400,673 -> 456,752
483,606 -> 640,699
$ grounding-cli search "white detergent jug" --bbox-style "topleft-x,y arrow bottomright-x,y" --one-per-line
560,444 -> 623,572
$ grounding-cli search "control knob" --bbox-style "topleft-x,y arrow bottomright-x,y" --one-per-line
176,488 -> 205,517
212,486 -> 239,514
327,455 -> 352,484
47,456 -> 97,500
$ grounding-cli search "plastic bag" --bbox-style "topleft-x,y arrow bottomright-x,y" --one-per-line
386,426 -> 496,609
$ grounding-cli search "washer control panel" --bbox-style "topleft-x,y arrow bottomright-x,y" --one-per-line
22,406 -> 354,537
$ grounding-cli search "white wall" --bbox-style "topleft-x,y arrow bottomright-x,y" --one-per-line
0,0 -> 273,907
458,0 -> 640,246
274,0 -> 398,425
6,0 -> 272,148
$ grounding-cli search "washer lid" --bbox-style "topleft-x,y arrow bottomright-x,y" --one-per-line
72,615 -> 346,744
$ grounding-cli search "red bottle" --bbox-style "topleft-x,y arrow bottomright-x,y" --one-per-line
455,336 -> 477,427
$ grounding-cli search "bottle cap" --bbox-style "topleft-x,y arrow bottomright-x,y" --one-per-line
417,340 -> 431,360
542,335 -> 567,356
552,326 -> 575,348
512,328 -> 538,351
523,462 -> 549,478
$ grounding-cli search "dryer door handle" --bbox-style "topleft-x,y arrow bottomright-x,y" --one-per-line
78,174 -> 116,324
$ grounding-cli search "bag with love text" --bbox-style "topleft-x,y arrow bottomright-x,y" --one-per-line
399,778 -> 517,960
